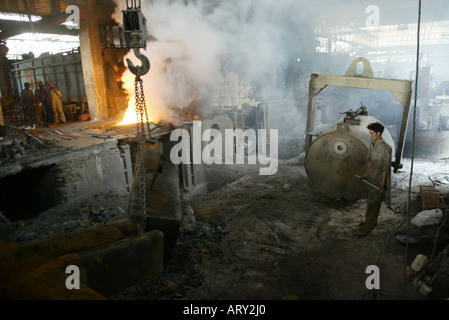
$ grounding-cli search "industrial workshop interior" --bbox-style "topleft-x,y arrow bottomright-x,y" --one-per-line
0,0 -> 448,305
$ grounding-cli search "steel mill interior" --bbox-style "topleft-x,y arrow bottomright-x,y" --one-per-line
0,0 -> 448,305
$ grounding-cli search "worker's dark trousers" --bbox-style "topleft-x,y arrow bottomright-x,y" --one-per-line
44,102 -> 55,125
362,189 -> 385,233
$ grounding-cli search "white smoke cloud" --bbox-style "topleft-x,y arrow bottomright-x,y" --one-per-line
113,0 -> 316,123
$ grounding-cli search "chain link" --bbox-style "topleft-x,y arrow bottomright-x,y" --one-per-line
134,78 -> 148,232
139,80 -> 153,140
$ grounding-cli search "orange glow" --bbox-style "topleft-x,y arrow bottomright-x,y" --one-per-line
117,97 -> 158,125
117,97 -> 141,126
117,69 -> 154,126
117,57 -> 169,126
117,95 -> 164,126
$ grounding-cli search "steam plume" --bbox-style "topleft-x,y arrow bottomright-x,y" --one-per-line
113,0 -> 316,123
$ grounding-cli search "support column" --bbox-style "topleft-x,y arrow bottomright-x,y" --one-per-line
0,101 -> 6,137
78,3 -> 109,121
0,43 -> 9,137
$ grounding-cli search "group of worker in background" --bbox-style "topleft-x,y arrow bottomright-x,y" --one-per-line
20,79 -> 66,127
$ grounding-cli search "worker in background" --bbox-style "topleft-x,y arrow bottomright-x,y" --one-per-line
49,80 -> 66,124
34,79 -> 56,127
31,81 -> 46,127
357,122 -> 392,238
20,82 -> 36,126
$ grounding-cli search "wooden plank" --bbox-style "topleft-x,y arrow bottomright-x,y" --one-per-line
420,185 -> 436,193
420,185 -> 440,197
422,191 -> 440,199
420,184 -> 441,210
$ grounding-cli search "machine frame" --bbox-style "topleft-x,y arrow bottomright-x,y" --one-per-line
304,57 -> 413,173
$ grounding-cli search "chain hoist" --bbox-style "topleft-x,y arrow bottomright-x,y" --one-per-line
122,0 -> 151,232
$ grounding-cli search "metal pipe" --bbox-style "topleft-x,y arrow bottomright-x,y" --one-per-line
355,175 -> 382,192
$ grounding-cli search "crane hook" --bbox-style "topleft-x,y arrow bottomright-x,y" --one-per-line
127,47 -> 151,80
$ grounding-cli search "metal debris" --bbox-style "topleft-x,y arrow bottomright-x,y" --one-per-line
44,130 -> 72,140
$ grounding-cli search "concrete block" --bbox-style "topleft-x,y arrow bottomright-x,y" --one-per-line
0,226 -> 164,299
75,229 -> 164,297
0,219 -> 134,299
0,219 -> 134,277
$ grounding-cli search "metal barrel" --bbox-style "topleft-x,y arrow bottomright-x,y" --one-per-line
304,114 -> 395,201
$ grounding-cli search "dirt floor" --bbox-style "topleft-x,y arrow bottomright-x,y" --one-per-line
111,157 -> 449,301
1,120 -> 449,300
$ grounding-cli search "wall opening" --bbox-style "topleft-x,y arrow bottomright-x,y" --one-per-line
0,165 -> 60,221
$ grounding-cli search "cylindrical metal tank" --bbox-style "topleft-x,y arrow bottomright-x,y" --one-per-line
304,114 -> 395,201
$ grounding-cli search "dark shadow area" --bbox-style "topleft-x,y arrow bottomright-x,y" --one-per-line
0,165 -> 60,221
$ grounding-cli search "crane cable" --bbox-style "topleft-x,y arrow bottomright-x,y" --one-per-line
366,0 -> 423,300
402,0 -> 422,298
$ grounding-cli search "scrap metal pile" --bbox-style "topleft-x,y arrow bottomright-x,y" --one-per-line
0,132 -> 59,165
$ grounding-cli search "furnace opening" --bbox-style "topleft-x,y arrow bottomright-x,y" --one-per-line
0,165 -> 60,221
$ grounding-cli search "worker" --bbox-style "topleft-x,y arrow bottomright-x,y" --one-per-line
357,122 -> 392,238
20,82 -> 36,126
35,79 -> 56,127
49,80 -> 66,124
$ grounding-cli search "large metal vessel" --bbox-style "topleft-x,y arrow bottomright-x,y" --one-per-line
304,107 -> 395,201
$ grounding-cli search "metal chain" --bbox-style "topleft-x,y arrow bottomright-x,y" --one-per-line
134,78 -> 148,232
139,79 -> 153,139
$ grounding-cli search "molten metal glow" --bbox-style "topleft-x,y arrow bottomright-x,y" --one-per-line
117,99 -> 142,126
117,69 -> 143,126
117,97 -> 159,126
116,69 -> 163,126
117,107 -> 153,126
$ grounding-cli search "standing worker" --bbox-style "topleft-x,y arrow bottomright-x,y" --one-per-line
21,82 -> 36,126
49,80 -> 66,124
35,79 -> 56,127
357,122 -> 392,238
